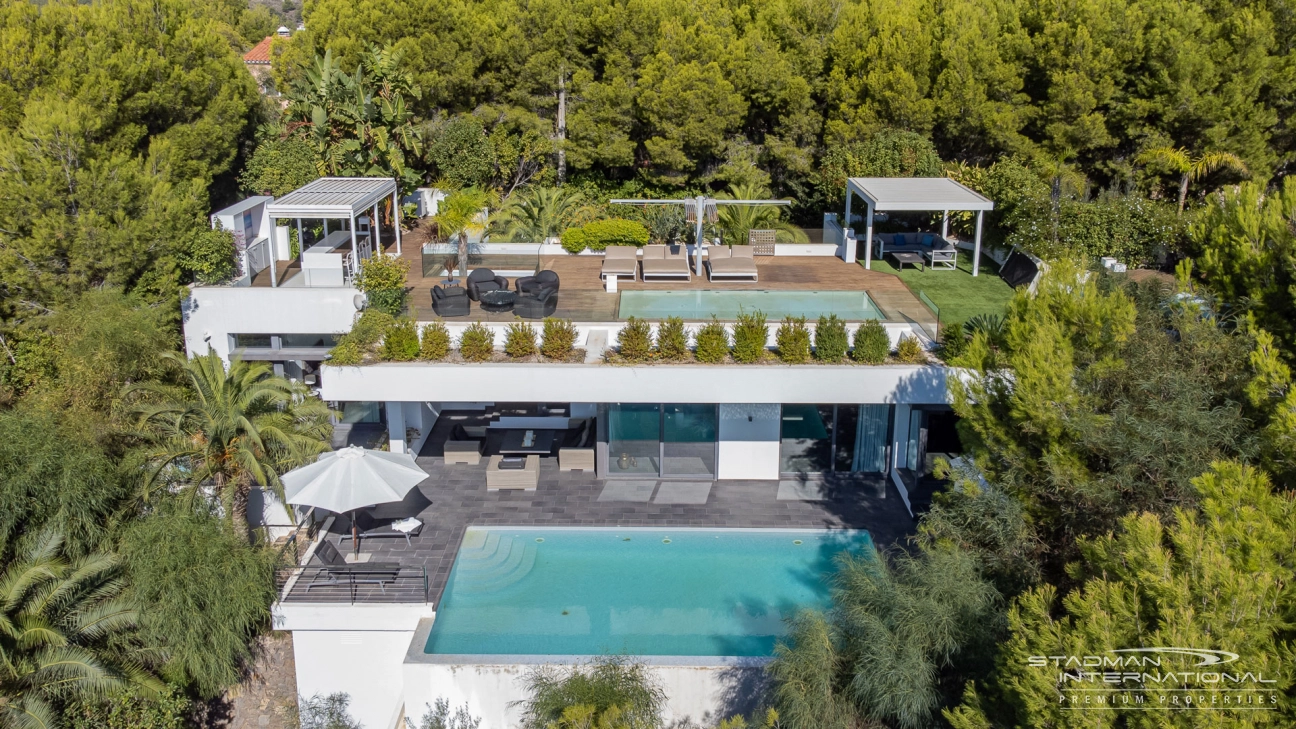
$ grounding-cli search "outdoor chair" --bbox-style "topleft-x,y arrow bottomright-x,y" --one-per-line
338,511 -> 424,547
305,540 -> 401,592
601,246 -> 639,282
706,245 -> 759,281
431,285 -> 469,317
640,244 -> 691,281
466,268 -> 509,301
514,285 -> 558,319
515,270 -> 560,295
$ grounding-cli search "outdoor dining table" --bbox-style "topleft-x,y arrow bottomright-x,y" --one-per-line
498,429 -> 558,455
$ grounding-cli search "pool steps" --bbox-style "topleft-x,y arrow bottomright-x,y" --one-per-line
452,532 -> 537,594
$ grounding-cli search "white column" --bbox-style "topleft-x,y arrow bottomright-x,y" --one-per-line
386,400 -> 407,454
268,225 -> 279,287
296,218 -> 303,256
372,201 -> 381,257
842,187 -> 853,263
864,201 -> 875,270
323,219 -> 329,237
973,210 -> 984,277
393,190 -> 403,255
941,210 -> 949,239
349,215 -> 359,278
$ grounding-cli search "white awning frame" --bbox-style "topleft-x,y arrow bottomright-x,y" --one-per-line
262,177 -> 403,286
844,177 -> 994,276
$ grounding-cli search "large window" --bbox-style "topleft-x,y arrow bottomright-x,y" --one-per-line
606,404 -> 718,477
781,404 -> 892,475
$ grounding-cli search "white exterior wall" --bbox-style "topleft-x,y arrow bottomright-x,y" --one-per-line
182,286 -> 360,361
275,603 -> 434,729
321,362 -> 951,406
716,404 -> 781,479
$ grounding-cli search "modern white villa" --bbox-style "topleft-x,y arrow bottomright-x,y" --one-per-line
185,176 -> 997,728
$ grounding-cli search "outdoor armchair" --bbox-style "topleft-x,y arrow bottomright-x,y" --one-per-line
466,268 -> 509,301
431,285 -> 469,317
514,285 -> 558,319
515,270 -> 560,294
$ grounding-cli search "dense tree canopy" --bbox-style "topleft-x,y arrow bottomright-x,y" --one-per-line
273,0 -> 1295,210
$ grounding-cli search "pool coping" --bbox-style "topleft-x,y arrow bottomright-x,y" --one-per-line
411,526 -> 869,666
406,618 -> 775,667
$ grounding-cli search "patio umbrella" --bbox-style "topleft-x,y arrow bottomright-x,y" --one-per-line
282,446 -> 429,554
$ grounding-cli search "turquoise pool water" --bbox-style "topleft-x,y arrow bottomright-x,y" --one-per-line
618,290 -> 883,321
424,527 -> 872,657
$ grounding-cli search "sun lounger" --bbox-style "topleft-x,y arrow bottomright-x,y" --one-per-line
601,246 -> 639,282
640,244 -> 691,281
306,540 -> 402,592
706,245 -> 759,281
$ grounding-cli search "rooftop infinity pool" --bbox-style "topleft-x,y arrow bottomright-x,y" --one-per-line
424,527 -> 872,657
617,290 -> 884,321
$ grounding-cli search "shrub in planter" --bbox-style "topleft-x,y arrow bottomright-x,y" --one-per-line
852,320 -> 890,364
379,318 -> 420,361
504,320 -> 538,358
656,317 -> 688,360
458,322 -> 495,361
541,317 -> 578,359
731,309 -> 768,363
355,255 -> 410,315
895,333 -> 927,363
419,321 -> 451,361
775,316 -> 811,363
560,226 -> 589,254
327,339 -> 365,366
581,218 -> 650,251
694,318 -> 729,363
937,321 -> 968,361
616,317 -> 653,361
814,314 -> 849,362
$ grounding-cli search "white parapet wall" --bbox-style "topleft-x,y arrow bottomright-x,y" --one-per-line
403,619 -> 768,729
321,362 -> 951,406
275,602 -> 435,729
182,285 -> 361,361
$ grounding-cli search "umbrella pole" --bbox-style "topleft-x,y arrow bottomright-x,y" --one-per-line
352,510 -> 359,558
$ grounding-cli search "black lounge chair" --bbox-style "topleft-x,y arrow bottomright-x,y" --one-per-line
338,488 -> 432,548
514,285 -> 558,319
515,270 -> 560,295
466,268 -> 509,301
431,285 -> 470,316
306,540 -> 401,592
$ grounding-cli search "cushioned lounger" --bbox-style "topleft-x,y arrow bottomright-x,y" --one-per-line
601,245 -> 639,281
640,244 -> 691,281
706,246 -> 758,281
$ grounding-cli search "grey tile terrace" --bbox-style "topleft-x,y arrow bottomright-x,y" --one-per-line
300,455 -> 918,605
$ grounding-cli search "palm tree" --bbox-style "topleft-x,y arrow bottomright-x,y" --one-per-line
714,182 -> 808,247
492,187 -> 591,243
1136,146 -> 1249,214
0,531 -> 160,729
432,187 -> 499,282
127,352 -> 332,536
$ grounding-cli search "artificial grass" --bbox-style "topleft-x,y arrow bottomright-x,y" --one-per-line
865,252 -> 1015,326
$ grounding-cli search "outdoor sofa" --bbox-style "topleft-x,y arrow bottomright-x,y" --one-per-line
875,233 -> 957,258
640,244 -> 691,281
601,246 -> 639,282
706,245 -> 759,281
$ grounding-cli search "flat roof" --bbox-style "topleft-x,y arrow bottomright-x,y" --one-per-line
211,195 -> 272,221
847,177 -> 994,211
266,177 -> 398,219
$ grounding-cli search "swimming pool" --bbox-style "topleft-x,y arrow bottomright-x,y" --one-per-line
618,290 -> 884,321
424,527 -> 872,657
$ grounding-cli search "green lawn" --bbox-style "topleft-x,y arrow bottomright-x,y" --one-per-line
866,252 -> 1015,325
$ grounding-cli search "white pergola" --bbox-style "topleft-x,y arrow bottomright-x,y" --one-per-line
264,177 -> 402,286
845,178 -> 995,276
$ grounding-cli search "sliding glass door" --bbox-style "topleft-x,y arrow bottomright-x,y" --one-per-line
780,404 -> 892,475
607,404 -> 660,475
662,404 -> 717,477
605,403 -> 718,477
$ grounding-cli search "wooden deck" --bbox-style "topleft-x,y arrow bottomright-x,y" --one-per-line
403,245 -> 933,326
